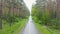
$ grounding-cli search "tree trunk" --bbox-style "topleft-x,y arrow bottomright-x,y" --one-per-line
55,0 -> 60,29
0,0 -> 2,29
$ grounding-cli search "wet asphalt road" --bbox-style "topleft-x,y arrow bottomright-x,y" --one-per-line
20,16 -> 39,34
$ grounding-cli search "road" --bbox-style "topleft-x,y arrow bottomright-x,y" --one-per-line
20,16 -> 39,34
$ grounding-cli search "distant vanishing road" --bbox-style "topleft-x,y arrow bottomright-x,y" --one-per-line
20,16 -> 39,34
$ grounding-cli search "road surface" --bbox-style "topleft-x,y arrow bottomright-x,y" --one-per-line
20,16 -> 39,34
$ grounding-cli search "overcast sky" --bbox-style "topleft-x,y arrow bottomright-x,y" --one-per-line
23,0 -> 36,12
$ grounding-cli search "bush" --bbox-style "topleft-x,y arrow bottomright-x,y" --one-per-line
2,15 -> 19,26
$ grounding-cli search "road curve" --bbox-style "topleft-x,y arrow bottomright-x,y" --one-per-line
20,16 -> 39,34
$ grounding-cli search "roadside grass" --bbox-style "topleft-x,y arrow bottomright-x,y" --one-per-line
13,19 -> 28,34
34,23 -> 60,34
0,18 -> 28,34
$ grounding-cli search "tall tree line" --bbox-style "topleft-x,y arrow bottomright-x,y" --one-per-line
32,0 -> 60,29
0,0 -> 30,29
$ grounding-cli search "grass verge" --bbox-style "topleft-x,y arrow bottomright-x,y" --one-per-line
34,23 -> 60,34
13,19 -> 28,34
0,18 -> 28,34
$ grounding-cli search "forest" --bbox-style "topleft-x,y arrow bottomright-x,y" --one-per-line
32,0 -> 60,34
0,0 -> 30,34
0,0 -> 60,34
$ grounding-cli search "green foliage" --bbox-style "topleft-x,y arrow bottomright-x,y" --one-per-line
35,23 -> 60,34
0,1 -> 30,34
32,1 -> 60,29
0,19 -> 28,34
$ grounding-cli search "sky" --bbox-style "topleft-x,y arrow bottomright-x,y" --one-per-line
23,0 -> 36,13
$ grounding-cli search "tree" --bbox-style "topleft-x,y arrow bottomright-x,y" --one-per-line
0,0 -> 2,29
32,0 -> 60,29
